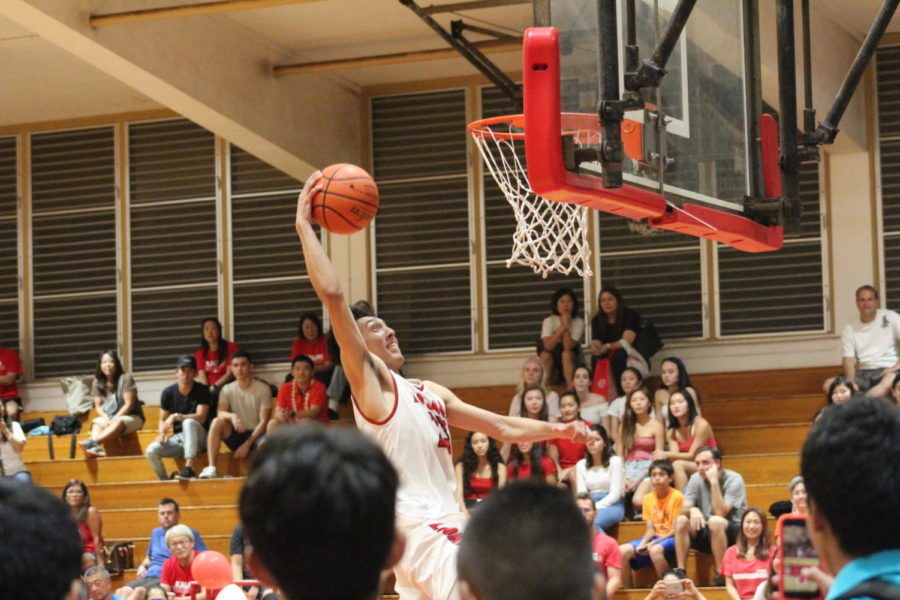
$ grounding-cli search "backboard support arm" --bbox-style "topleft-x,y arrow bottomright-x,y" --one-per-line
624,0 -> 698,91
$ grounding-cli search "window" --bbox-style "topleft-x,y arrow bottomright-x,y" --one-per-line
0,136 -> 18,352
877,45 -> 900,307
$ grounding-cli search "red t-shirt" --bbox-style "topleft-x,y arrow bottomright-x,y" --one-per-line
548,420 -> 591,468
592,530 -> 622,577
720,545 -> 774,599
507,456 -> 557,481
0,348 -> 23,400
276,379 -> 329,424
290,336 -> 330,367
161,552 -> 197,598
465,476 -> 495,500
194,342 -> 239,386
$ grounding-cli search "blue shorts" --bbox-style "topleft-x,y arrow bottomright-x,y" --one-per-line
627,535 -> 676,570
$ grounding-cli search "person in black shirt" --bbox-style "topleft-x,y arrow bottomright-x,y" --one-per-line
591,286 -> 643,393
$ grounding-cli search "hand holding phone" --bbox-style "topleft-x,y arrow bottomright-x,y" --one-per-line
776,514 -> 822,600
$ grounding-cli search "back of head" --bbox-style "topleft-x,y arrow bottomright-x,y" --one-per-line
458,479 -> 596,600
0,479 -> 82,600
240,425 -> 398,600
801,398 -> 899,557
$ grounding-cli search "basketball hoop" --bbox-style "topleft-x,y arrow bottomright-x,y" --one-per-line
468,113 -> 598,278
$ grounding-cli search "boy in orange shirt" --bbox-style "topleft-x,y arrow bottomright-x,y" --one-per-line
619,459 -> 684,586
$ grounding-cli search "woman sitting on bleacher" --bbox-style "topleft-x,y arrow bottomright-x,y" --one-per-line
502,382 -> 554,459
538,286 -> 584,389
590,285 -> 644,387
63,478 -> 104,570
608,367 -> 645,445
507,356 -> 560,420
506,440 -> 558,485
657,389 -> 717,490
80,350 -> 144,458
617,387 -> 665,509
815,376 -> 854,421
548,391 -> 591,488
655,357 -> 701,423
455,431 -> 506,515
289,311 -> 334,385
721,507 -> 774,600
575,424 -> 624,532
574,365 -> 610,429
789,475 -> 807,515
195,317 -> 239,397
0,400 -> 29,482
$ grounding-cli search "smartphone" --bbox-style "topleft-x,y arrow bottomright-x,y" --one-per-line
777,514 -> 821,600
665,581 -> 685,596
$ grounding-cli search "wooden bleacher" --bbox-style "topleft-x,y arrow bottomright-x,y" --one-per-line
22,365 -> 828,597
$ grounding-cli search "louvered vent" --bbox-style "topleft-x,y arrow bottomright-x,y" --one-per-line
0,137 -> 18,350
878,46 -> 900,309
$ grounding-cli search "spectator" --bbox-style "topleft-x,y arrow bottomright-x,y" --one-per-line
0,398 -> 30,482
84,567 -> 123,600
573,365 -> 610,429
548,391 -> 591,488
576,492 -> 622,599
455,431 -> 506,515
655,357 -> 701,423
81,350 -> 145,458
503,384 -> 553,460
826,376 -> 854,406
608,366 -> 645,444
788,475 -> 807,515
591,285 -> 645,387
674,446 -> 748,583
239,426 -> 402,600
160,525 -> 211,600
268,354 -> 328,435
617,387 -> 664,507
507,356 -> 561,420
0,344 -> 24,421
145,355 -> 211,481
229,523 -> 276,600
63,478 -> 105,569
655,389 -> 717,489
643,568 -> 709,600
457,480 -> 602,600
506,441 -> 558,485
799,397 -> 899,600
289,312 -> 333,385
0,479 -> 82,600
538,287 -> 584,389
195,317 -> 239,401
721,508 -> 774,600
116,498 -> 208,600
200,351 -> 272,479
575,424 -> 624,533
620,460 -> 683,587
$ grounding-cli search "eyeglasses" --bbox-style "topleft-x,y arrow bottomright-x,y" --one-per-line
169,538 -> 193,548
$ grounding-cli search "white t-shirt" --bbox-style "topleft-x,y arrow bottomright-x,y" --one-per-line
540,314 -> 585,345
220,379 -> 272,428
575,455 -> 624,508
580,394 -> 609,424
0,421 -> 27,475
841,308 -> 900,369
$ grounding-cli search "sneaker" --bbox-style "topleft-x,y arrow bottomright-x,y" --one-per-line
712,574 -> 726,587
198,466 -> 217,479
175,467 -> 197,480
83,442 -> 106,458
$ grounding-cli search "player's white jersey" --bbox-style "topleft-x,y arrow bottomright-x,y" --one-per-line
353,370 -> 458,519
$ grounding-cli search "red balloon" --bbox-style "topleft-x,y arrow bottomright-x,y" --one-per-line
192,550 -> 232,590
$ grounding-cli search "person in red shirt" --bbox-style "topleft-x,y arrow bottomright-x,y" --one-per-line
506,440 -> 558,485
721,508 -> 774,600
194,317 -> 239,397
454,431 -> 506,516
268,355 -> 329,433
548,391 -> 592,488
160,524 -> 218,600
576,492 -> 622,599
0,346 -> 24,421
289,312 -> 333,385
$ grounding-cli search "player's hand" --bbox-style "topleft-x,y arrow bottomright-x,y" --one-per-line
689,507 -> 706,531
556,419 -> 589,443
296,170 -> 323,230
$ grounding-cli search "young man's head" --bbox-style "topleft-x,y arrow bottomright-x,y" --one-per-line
801,397 -> 899,570
240,425 -> 401,600
291,355 -> 315,386
648,459 -> 675,491
157,497 -> 181,529
693,446 -> 722,481
355,315 -> 404,371
458,480 -> 602,600
231,350 -> 254,382
575,492 -> 597,531
175,355 -> 197,387
83,567 -> 113,600
0,479 -> 83,600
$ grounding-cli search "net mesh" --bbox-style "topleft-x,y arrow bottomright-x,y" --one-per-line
470,117 -> 592,278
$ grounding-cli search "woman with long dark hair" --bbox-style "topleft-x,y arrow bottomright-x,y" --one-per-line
0,399 -> 29,482
455,431 -> 506,515
289,312 -> 334,385
575,424 -> 624,532
591,285 -> 644,391
63,478 -> 104,569
657,389 -> 717,490
721,508 -> 774,600
654,357 -> 701,423
194,317 -> 239,395
617,387 -> 664,511
506,440 -> 558,485
538,287 -> 584,389
80,350 -> 144,458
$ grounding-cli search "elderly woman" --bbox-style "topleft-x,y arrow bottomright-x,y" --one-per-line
160,524 -> 210,600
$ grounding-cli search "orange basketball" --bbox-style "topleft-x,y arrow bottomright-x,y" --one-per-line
310,163 -> 379,234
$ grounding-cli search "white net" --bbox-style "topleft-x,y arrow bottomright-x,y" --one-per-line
470,116 -> 592,278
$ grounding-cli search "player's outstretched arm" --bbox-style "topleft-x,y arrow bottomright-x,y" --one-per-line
429,380 -> 588,444
295,173 -> 392,420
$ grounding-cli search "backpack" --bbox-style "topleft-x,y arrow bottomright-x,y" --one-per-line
50,415 -> 82,436
632,317 -> 664,362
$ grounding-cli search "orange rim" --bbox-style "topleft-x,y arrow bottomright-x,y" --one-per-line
467,112 -> 601,140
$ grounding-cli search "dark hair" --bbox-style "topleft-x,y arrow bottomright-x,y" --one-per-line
158,497 -> 180,512
460,432 -> 504,498
661,357 -> 701,404
855,284 -> 879,300
146,585 -> 168,600
801,397 -> 899,557
550,287 -> 579,319
200,318 -> 230,367
737,507 -> 771,560
666,388 -> 699,430
240,426 -> 398,600
621,387 -> 652,452
0,479 -> 83,600
597,285 -> 626,338
826,375 -> 854,405
508,442 -> 547,481
291,354 -> 315,369
585,424 -> 613,468
519,385 -> 549,421
661,567 -> 688,580
559,390 -> 581,421
94,349 -> 124,388
694,445 -> 722,462
231,349 -> 253,364
327,304 -> 376,367
458,480 -> 596,600
61,478 -> 91,523
649,459 -> 675,478
620,366 -> 644,388
297,312 -> 323,339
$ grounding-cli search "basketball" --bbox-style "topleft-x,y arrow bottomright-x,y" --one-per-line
310,163 -> 379,234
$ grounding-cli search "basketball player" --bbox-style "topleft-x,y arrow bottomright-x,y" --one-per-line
295,171 -> 589,600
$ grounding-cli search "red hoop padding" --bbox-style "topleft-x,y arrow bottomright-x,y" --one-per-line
521,26 -> 783,252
